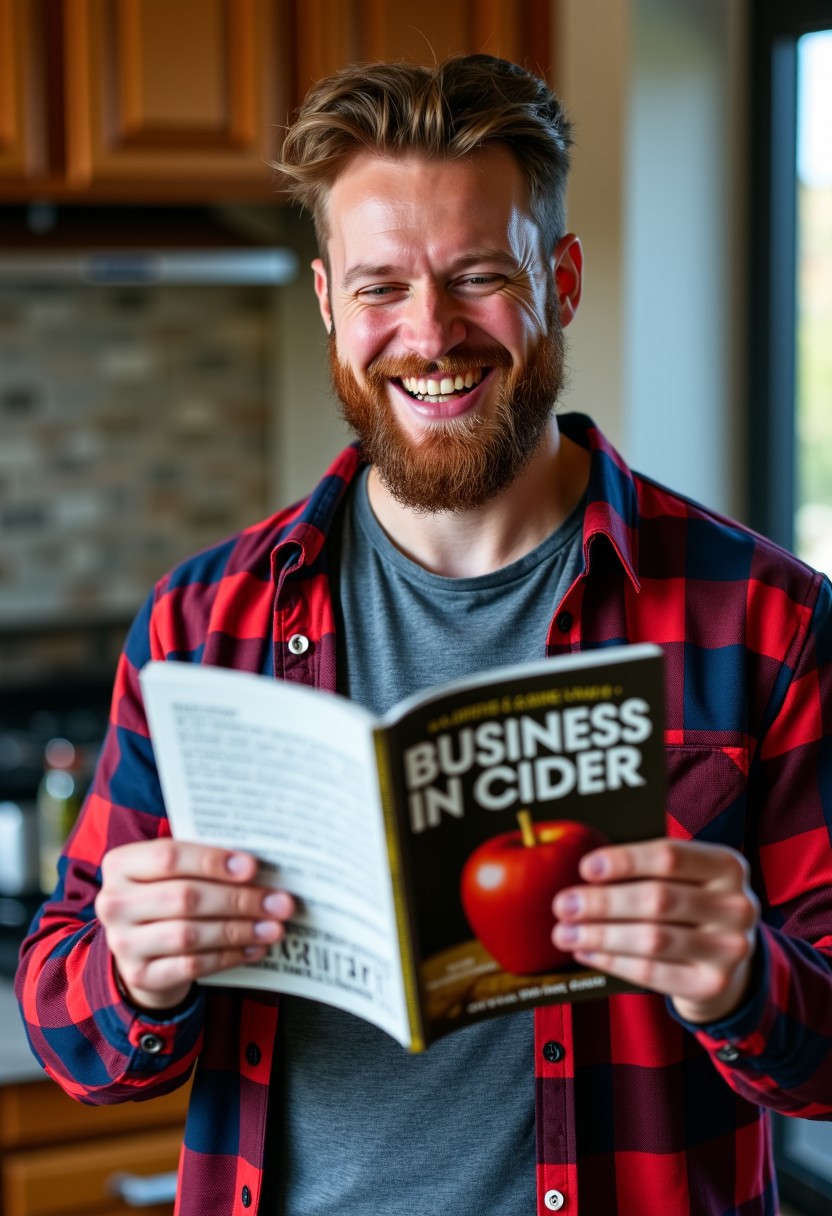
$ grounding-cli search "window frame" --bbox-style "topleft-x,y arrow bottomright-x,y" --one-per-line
748,0 -> 832,549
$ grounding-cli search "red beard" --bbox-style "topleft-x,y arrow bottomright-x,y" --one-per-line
329,296 -> 566,513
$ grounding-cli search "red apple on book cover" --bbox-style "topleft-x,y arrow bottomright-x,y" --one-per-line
460,813 -> 609,975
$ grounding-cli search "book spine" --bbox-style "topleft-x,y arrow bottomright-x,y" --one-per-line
373,728 -> 426,1052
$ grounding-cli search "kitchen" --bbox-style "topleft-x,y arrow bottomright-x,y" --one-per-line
1,2 -> 831,1214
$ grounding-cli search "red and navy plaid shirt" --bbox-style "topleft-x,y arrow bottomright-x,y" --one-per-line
16,414 -> 832,1215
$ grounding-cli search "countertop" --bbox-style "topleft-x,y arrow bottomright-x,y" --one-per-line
0,978 -> 47,1085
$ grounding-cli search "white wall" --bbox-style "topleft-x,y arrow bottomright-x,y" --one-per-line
557,0 -> 748,519
557,0 -> 633,449
270,210 -> 350,506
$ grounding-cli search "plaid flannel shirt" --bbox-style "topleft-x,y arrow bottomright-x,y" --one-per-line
16,413 -> 832,1216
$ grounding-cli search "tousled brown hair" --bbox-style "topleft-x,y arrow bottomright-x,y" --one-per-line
275,54 -> 573,255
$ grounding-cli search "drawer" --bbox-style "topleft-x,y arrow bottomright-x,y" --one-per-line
2,1126 -> 182,1216
0,1080 -> 191,1150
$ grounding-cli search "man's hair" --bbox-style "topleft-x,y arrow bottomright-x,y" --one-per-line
276,54 -> 573,255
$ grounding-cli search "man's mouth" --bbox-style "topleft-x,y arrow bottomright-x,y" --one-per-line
397,367 -> 485,404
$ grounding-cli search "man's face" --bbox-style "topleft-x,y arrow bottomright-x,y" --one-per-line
313,146 -> 575,512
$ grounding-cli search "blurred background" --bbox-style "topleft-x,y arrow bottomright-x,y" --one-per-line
0,1 -> 830,1213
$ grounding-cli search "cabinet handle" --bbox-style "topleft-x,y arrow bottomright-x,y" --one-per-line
107,1170 -> 178,1207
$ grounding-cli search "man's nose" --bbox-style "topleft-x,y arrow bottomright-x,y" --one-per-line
400,287 -> 466,360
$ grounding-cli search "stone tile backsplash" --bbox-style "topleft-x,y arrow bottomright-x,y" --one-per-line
0,283 -> 270,632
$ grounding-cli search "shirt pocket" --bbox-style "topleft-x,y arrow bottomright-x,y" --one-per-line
664,744 -> 749,850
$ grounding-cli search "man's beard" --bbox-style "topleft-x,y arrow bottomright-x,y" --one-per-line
329,296 -> 567,513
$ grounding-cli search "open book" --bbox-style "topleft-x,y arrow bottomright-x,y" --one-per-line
140,643 -> 666,1051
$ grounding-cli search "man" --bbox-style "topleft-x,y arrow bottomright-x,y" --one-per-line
16,56 -> 832,1216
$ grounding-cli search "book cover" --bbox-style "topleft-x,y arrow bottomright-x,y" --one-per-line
378,644 -> 666,1043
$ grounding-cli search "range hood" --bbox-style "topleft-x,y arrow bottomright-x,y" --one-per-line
0,248 -> 299,285
0,203 -> 305,283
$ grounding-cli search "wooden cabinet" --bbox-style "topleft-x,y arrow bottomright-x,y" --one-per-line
0,1078 -> 190,1216
293,0 -> 552,110
0,0 -> 45,184
0,0 -> 290,200
60,0 -> 289,196
0,0 -> 552,201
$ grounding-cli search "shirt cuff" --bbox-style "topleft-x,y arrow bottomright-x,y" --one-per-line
667,926 -> 771,1066
85,932 -> 205,1071
112,962 -> 199,1020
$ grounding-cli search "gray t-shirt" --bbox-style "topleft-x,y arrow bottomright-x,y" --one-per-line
266,469 -> 585,1214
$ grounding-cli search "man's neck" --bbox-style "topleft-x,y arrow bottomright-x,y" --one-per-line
365,420 -> 591,578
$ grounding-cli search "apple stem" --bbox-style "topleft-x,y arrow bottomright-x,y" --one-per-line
517,810 -> 537,847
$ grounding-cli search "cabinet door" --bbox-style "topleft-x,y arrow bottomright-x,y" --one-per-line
2,1127 -> 182,1216
0,1079 -> 191,1152
61,0 -> 290,197
0,0 -> 46,183
293,0 -> 553,107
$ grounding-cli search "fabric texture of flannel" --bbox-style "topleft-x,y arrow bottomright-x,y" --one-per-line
16,414 -> 832,1216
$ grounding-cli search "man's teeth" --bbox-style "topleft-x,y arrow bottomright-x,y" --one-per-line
400,369 -> 483,401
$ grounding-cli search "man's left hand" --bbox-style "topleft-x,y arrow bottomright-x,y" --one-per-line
552,839 -> 761,1024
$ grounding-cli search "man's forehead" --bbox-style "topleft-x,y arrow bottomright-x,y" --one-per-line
322,147 -> 534,258
339,146 -> 499,172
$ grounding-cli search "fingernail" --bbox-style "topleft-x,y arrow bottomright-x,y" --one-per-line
254,920 -> 280,939
556,892 -> 582,917
582,853 -> 609,879
263,892 -> 292,917
244,945 -> 266,957
556,923 -> 580,945
226,854 -> 249,875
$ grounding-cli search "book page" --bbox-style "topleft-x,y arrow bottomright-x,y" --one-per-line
140,663 -> 410,1046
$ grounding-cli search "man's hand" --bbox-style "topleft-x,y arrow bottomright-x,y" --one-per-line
552,838 -> 760,1024
96,839 -> 294,1012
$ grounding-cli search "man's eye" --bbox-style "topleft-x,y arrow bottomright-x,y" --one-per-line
456,274 -> 505,292
357,285 -> 402,299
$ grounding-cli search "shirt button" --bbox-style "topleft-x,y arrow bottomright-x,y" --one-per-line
544,1189 -> 565,1210
241,1184 -> 252,1207
716,1044 -> 742,1063
245,1042 -> 261,1066
542,1040 -> 566,1064
138,1032 -> 165,1055
288,633 -> 309,655
556,611 -> 573,633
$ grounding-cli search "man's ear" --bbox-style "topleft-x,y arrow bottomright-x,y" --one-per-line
312,258 -> 333,333
552,234 -> 583,328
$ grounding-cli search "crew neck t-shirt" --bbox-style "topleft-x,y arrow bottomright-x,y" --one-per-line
266,468 -> 586,1214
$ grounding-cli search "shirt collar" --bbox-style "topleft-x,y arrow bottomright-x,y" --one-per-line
557,413 -> 642,592
272,414 -> 641,590
270,443 -> 364,575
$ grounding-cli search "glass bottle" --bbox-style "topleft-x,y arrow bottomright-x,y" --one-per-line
36,738 -> 83,895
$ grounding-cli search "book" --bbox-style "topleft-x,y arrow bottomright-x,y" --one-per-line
139,643 -> 666,1052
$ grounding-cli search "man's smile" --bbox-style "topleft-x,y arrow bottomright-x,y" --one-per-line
399,367 -> 484,404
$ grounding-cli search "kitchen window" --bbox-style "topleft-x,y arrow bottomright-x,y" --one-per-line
749,0 -> 832,574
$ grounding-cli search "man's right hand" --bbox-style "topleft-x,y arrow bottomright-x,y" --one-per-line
95,839 -> 294,1011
